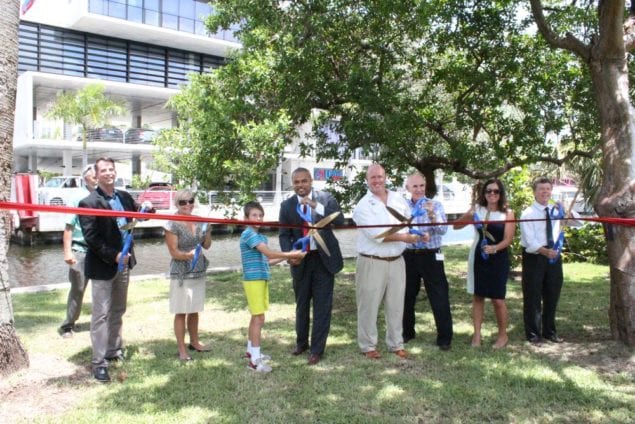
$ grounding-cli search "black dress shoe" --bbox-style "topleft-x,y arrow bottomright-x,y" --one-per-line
403,335 -> 415,344
291,345 -> 308,356
528,335 -> 542,344
93,367 -> 110,382
308,353 -> 321,365
545,334 -> 563,343
439,344 -> 451,351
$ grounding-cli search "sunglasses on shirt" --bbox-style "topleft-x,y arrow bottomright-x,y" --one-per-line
178,198 -> 195,206
485,189 -> 500,195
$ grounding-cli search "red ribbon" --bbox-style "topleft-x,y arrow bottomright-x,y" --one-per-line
0,201 -> 632,230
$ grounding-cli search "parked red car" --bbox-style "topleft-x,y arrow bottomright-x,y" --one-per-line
137,183 -> 175,210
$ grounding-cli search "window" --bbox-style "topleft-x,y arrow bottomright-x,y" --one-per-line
18,22 -> 224,88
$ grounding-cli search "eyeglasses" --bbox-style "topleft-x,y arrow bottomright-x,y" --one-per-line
485,189 -> 500,195
178,199 -> 195,206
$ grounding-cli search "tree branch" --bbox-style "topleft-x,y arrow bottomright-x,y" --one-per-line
412,148 -> 596,180
529,0 -> 591,61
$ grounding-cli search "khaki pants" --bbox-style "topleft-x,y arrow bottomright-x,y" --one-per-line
355,255 -> 405,352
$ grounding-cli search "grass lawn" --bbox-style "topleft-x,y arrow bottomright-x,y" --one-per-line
4,245 -> 634,423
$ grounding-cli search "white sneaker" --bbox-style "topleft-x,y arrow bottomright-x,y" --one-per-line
245,352 -> 272,362
248,358 -> 272,373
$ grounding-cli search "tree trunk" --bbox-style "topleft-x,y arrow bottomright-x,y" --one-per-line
531,0 -> 635,346
0,0 -> 30,375
590,56 -> 635,345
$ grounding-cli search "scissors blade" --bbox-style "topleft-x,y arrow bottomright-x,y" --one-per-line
313,211 -> 341,228
385,206 -> 410,223
311,231 -> 331,256
374,226 -> 402,239
119,220 -> 137,231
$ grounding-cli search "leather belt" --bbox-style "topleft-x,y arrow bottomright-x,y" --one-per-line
360,253 -> 402,262
405,248 -> 439,255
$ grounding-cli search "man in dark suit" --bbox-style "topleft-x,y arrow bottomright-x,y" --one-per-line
279,167 -> 344,365
79,157 -> 145,382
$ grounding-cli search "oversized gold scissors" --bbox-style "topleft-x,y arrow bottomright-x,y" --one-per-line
293,211 -> 341,256
374,206 -> 422,239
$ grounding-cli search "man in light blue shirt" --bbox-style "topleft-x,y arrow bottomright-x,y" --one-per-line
402,173 -> 453,350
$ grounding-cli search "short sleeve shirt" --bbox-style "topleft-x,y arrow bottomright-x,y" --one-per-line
164,220 -> 209,279
66,188 -> 90,252
240,227 -> 270,281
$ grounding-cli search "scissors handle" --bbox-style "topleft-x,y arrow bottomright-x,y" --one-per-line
118,232 -> 133,272
292,236 -> 310,252
548,231 -> 565,264
480,238 -> 489,260
409,228 -> 425,237
189,244 -> 203,272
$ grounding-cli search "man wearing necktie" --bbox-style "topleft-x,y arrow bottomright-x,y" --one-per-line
519,176 -> 579,344
279,168 -> 344,365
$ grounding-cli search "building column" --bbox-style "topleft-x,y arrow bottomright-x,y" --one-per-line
132,154 -> 141,176
28,152 -> 38,174
62,150 -> 73,176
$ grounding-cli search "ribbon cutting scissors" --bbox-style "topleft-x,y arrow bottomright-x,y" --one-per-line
118,206 -> 151,272
189,223 -> 210,272
292,211 -> 341,256
473,211 -> 496,260
549,203 -> 565,264
374,200 -> 428,239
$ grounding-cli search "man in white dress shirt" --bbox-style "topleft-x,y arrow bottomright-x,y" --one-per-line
520,176 -> 580,344
352,164 -> 423,359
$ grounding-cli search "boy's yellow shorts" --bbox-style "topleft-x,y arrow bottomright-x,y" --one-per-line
242,280 -> 269,315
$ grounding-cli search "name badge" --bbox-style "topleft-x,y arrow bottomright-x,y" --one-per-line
435,252 -> 444,261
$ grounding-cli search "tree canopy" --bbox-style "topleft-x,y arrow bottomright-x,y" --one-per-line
158,0 -> 602,198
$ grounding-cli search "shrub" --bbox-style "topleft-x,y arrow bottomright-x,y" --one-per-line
562,223 -> 608,265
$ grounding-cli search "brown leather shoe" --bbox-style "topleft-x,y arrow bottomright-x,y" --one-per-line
308,353 -> 321,365
363,350 -> 382,359
393,349 -> 408,359
291,346 -> 308,356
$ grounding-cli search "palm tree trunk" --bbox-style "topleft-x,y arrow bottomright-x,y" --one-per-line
0,0 -> 30,375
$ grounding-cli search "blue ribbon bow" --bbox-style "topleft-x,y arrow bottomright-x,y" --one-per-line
292,202 -> 313,251
409,199 -> 428,237
549,204 -> 565,264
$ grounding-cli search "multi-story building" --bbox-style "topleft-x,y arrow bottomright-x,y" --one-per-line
15,0 -> 238,179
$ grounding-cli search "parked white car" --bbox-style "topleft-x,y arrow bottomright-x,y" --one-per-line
38,176 -> 127,206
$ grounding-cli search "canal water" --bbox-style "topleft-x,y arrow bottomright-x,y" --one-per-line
8,227 -> 472,288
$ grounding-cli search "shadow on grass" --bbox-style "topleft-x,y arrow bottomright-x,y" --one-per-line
69,326 -> 632,423
11,247 -> 633,422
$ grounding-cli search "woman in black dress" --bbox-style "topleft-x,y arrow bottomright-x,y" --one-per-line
454,179 -> 515,348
